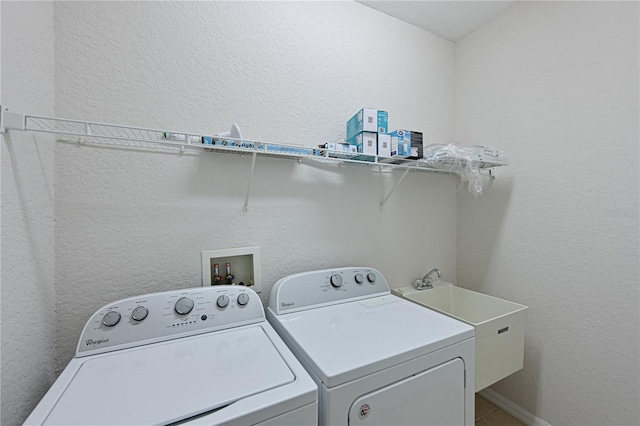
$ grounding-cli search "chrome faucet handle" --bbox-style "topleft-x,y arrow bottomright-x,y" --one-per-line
414,278 -> 433,290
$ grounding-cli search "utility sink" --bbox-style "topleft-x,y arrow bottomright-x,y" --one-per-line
392,281 -> 527,392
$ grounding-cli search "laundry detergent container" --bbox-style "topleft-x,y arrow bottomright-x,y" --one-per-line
393,282 -> 527,392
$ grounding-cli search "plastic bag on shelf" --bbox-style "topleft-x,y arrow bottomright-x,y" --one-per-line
422,144 -> 507,198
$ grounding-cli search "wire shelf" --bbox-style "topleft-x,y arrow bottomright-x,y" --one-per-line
1,106 -> 507,210
15,113 -> 508,171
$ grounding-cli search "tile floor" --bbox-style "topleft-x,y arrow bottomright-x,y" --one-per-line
475,394 -> 525,426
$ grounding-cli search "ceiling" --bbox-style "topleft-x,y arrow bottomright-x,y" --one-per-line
356,1 -> 516,42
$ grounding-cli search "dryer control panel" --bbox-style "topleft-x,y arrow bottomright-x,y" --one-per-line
77,286 -> 263,357
268,267 -> 390,315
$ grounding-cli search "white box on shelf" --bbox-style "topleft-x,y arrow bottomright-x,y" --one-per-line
390,129 -> 411,158
377,133 -> 391,157
346,108 -> 388,141
201,246 -> 261,292
349,131 -> 377,156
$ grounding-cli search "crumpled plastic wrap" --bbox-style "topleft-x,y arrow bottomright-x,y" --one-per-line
422,144 -> 507,198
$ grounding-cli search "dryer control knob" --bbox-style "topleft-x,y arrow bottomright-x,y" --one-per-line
217,295 -> 230,308
102,311 -> 121,327
237,293 -> 249,306
367,273 -> 376,283
131,306 -> 148,322
354,273 -> 364,284
174,297 -> 194,315
330,274 -> 343,288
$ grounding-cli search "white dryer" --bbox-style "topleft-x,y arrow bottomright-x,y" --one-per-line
267,267 -> 475,426
25,286 -> 317,426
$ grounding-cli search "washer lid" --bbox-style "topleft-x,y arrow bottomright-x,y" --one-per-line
43,326 -> 294,425
273,295 -> 474,388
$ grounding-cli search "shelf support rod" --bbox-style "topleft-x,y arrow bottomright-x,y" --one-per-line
380,168 -> 410,211
243,152 -> 258,212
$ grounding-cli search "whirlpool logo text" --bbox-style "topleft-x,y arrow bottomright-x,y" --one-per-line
85,338 -> 109,346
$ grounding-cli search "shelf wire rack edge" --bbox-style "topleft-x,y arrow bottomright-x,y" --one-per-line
19,113 -> 504,175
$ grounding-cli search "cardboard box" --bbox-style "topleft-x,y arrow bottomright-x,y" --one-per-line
408,131 -> 423,159
390,130 -> 411,158
324,142 -> 358,159
376,110 -> 388,134
326,142 -> 356,153
346,108 -> 389,141
349,131 -> 377,156
377,133 -> 391,157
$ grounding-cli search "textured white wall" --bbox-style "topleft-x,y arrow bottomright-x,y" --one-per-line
455,2 -> 639,425
52,1 -> 457,373
1,2 -> 56,425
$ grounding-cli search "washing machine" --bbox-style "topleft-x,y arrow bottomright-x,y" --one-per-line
25,286 -> 317,426
266,267 -> 475,426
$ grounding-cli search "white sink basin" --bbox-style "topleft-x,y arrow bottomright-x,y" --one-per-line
392,282 -> 527,392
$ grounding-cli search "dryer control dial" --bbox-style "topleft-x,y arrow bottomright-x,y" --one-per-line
354,273 -> 364,284
174,297 -> 194,315
131,306 -> 148,321
217,295 -> 230,308
102,311 -> 121,327
330,274 -> 343,288
237,293 -> 249,306
367,273 -> 376,283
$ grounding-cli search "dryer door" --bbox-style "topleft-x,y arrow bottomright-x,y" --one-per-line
348,358 -> 465,426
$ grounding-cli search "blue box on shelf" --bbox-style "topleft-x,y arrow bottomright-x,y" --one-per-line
346,108 -> 388,141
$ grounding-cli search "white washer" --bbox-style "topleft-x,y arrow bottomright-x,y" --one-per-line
25,286 -> 317,426
267,267 -> 476,426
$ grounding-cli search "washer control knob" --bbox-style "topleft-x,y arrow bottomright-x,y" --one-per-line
367,273 -> 376,283
217,295 -> 230,308
237,293 -> 249,306
131,306 -> 149,322
102,311 -> 121,327
330,274 -> 343,288
174,297 -> 194,315
354,273 -> 364,284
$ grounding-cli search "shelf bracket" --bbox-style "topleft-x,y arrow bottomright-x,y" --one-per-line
0,106 -> 26,133
478,168 -> 498,179
243,152 -> 258,212
380,168 -> 410,211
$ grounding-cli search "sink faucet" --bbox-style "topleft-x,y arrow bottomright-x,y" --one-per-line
415,268 -> 442,290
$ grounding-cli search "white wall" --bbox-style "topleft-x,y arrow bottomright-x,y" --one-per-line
51,1 -> 457,374
1,2 -> 56,425
10,3 -> 636,425
455,2 -> 639,425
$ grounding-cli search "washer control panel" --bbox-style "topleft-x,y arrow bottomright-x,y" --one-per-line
269,267 -> 390,314
77,286 -> 263,357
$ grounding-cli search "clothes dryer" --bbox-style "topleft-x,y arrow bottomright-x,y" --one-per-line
267,267 -> 475,426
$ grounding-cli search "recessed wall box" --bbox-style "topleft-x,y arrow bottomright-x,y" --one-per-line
201,246 -> 261,292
